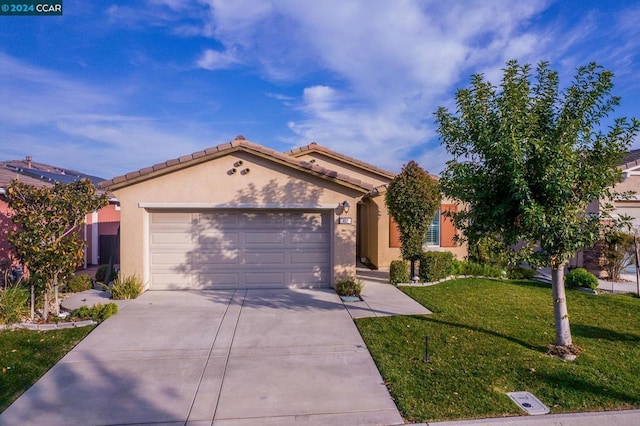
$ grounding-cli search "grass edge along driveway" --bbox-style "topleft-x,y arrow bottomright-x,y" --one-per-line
0,326 -> 95,412
356,278 -> 640,423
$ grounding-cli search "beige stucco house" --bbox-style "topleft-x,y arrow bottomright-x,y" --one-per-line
101,136 -> 464,290
577,149 -> 640,275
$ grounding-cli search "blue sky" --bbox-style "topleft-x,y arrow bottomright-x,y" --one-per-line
0,0 -> 639,179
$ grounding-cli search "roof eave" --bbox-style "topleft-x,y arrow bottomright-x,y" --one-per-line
102,142 -> 373,194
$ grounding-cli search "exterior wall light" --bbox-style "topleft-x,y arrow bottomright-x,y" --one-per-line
336,200 -> 350,215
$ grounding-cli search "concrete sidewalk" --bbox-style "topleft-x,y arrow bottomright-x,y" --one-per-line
423,409 -> 640,426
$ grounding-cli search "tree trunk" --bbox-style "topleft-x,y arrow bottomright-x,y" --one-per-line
30,283 -> 35,320
551,264 -> 572,347
54,273 -> 60,316
410,259 -> 416,279
43,287 -> 49,322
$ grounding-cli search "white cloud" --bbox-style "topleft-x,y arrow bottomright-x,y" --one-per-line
196,48 -> 239,70
0,52 -> 217,178
192,0 -> 557,171
7,0 -> 638,180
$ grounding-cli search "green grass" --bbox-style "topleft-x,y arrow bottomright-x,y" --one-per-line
356,278 -> 640,423
0,327 -> 94,412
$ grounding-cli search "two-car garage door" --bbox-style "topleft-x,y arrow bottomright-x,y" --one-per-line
149,210 -> 331,290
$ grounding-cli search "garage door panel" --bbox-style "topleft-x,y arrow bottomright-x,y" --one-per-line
245,272 -> 285,284
287,212 -> 324,227
149,210 -> 331,289
200,213 -> 240,225
245,232 -> 285,244
244,252 -> 285,265
198,231 -> 240,245
151,273 -> 192,287
195,252 -> 240,265
290,232 -> 329,244
198,273 -> 240,286
151,252 -> 192,266
290,270 -> 327,285
290,251 -> 329,264
151,232 -> 192,245
243,213 -> 286,227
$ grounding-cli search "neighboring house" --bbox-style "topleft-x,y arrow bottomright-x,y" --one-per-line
575,149 -> 640,276
101,136 -> 465,291
0,156 -> 121,269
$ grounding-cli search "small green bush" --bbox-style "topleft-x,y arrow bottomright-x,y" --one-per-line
506,266 -> 536,280
565,268 -> 599,290
389,260 -> 410,284
95,264 -> 118,283
451,261 -> 504,278
108,274 -> 144,300
335,277 -> 363,297
72,302 -> 118,322
66,274 -> 93,293
419,251 -> 454,282
0,286 -> 29,325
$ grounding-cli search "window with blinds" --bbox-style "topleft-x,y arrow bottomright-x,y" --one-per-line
425,210 -> 440,246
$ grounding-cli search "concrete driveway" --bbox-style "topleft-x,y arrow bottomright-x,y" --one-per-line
0,289 -> 403,425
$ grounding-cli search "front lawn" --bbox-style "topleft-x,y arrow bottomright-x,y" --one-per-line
356,278 -> 640,423
0,327 -> 94,412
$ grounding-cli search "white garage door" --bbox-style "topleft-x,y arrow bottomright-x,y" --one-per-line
149,210 -> 331,290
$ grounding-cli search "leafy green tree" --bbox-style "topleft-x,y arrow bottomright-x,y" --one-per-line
6,179 -> 108,321
436,60 -> 639,353
385,161 -> 441,278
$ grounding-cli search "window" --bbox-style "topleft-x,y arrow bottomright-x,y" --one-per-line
425,210 -> 440,246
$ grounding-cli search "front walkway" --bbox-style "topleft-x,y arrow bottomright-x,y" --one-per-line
346,271 -> 432,318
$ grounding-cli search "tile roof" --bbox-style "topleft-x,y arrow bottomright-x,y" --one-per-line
620,149 -> 640,170
100,136 -> 375,192
286,142 -> 396,179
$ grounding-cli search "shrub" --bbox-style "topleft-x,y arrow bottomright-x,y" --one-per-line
450,261 -> 505,278
95,264 -> 118,283
419,251 -> 454,282
66,274 -> 93,293
108,274 -> 144,300
0,286 -> 29,325
468,235 -> 508,266
335,277 -> 363,297
461,262 -> 503,278
389,260 -> 410,284
506,266 -> 536,280
565,268 -> 599,290
602,231 -> 634,281
72,302 -> 118,322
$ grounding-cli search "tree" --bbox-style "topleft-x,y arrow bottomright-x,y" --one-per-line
385,161 -> 441,278
435,60 -> 639,355
6,179 -> 108,321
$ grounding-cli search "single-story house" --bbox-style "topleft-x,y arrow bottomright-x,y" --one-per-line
575,149 -> 640,275
101,136 -> 465,290
0,156 -> 120,270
